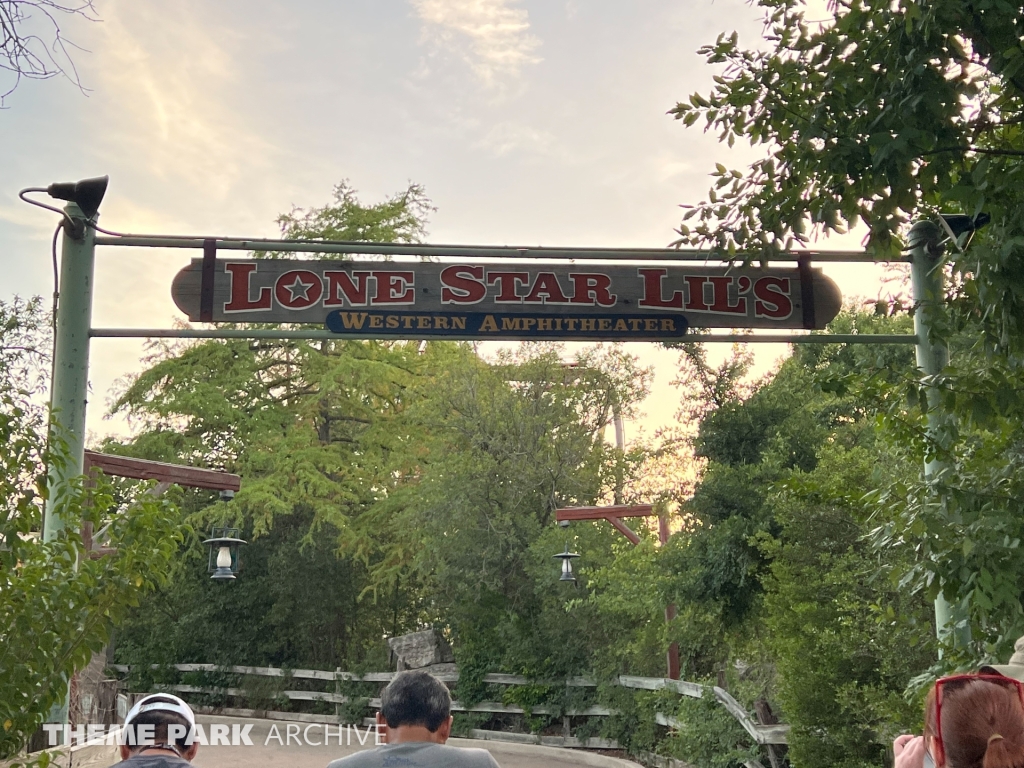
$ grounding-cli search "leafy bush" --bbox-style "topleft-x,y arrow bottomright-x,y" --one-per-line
0,299 -> 184,759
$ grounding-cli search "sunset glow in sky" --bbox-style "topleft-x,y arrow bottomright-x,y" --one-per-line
0,1 -> 898,446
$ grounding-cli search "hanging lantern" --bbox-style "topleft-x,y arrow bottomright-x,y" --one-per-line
202,526 -> 246,580
553,544 -> 580,583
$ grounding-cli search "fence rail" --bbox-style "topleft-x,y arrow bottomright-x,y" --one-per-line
111,664 -> 788,745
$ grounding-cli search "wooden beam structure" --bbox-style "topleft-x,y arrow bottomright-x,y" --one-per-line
81,451 -> 241,558
84,451 -> 241,491
555,502 -> 680,680
555,504 -> 654,521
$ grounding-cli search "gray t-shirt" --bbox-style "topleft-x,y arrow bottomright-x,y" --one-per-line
108,756 -> 192,768
327,741 -> 500,768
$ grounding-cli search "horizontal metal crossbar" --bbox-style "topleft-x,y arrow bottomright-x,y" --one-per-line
88,327 -> 918,344
92,234 -> 907,263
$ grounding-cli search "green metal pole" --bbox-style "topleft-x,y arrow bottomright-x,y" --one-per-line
42,203 -> 96,736
44,204 -> 96,539
908,220 -> 969,650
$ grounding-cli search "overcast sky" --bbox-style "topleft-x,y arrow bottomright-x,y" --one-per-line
0,0 -> 894,445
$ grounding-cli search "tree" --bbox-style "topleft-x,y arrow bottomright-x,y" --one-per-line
758,316 -> 935,768
369,345 -> 652,682
111,184 -> 657,693
0,1 -> 96,105
110,182 -> 444,669
671,0 -> 1024,262
599,311 -> 935,768
674,0 -> 1024,665
0,297 -> 184,759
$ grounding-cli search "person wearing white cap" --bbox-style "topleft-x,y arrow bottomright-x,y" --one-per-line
980,636 -> 1024,682
109,693 -> 199,768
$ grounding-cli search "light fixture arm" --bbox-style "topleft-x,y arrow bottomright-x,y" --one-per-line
18,187 -> 77,230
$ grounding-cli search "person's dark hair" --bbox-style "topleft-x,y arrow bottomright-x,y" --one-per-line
126,699 -> 192,756
380,671 -> 452,732
925,678 -> 1024,768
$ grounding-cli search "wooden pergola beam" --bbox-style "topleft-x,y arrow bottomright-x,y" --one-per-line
605,515 -> 641,545
555,504 -> 654,522
84,451 -> 241,491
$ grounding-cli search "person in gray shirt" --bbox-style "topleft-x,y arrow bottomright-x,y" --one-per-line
327,670 -> 500,768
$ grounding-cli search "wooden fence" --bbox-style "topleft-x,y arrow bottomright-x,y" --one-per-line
111,664 -> 789,748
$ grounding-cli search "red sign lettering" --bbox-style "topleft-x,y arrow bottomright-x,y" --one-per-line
224,263 -> 272,312
683,276 -> 710,311
569,273 -> 616,307
524,272 -> 570,304
441,266 -> 486,304
373,271 -> 415,304
324,270 -> 372,306
638,268 -> 683,309
708,276 -> 747,314
753,277 -> 792,318
174,258 -> 835,332
487,272 -> 530,303
275,270 -> 324,309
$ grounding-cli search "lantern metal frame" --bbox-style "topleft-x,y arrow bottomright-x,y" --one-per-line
553,543 -> 580,583
203,526 -> 246,580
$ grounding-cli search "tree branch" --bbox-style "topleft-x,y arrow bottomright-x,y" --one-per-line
0,0 -> 98,105
919,145 -> 1024,158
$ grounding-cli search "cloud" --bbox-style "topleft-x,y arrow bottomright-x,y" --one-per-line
474,121 -> 555,157
410,0 -> 542,88
87,4 -> 281,203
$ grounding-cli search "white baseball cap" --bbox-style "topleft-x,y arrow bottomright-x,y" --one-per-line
124,693 -> 196,730
979,635 -> 1024,682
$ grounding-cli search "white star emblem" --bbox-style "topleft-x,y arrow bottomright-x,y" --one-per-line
284,275 -> 315,302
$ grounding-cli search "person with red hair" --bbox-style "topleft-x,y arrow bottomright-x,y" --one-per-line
895,674 -> 1024,768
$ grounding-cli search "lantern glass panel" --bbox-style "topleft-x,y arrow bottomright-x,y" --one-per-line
216,546 -> 232,568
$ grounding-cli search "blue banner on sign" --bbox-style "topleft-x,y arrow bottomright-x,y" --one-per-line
325,310 -> 689,339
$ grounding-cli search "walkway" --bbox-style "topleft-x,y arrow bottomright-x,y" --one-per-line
60,715 -> 642,768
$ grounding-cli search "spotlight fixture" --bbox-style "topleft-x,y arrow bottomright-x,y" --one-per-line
939,212 -> 990,238
46,176 -> 109,219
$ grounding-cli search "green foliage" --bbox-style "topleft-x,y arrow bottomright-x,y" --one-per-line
674,0 -> 1024,666
110,185 -> 657,703
581,536 -> 678,678
0,299 -> 184,759
597,685 -> 665,756
763,442 -> 933,768
661,346 -> 848,643
379,345 -> 651,681
671,0 -> 1024,262
114,506 -> 409,671
238,673 -> 291,713
844,310 -> 1024,666
109,185 -> 449,674
335,675 -> 375,725
664,691 -> 757,768
273,181 -> 433,247
647,311 -> 936,766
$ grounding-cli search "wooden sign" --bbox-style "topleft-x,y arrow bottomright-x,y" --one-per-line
171,258 -> 841,340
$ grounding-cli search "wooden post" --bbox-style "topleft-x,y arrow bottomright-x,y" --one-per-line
335,667 -> 342,722
659,515 -> 680,680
